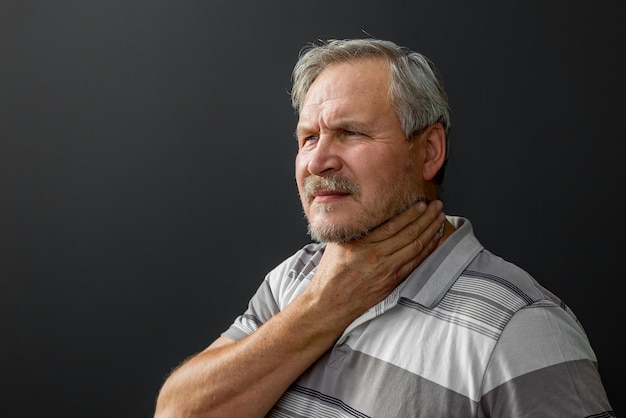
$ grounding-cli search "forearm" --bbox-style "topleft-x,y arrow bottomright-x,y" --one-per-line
154,291 -> 352,418
154,202 -> 445,417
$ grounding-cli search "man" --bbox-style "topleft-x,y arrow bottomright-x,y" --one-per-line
154,39 -> 614,417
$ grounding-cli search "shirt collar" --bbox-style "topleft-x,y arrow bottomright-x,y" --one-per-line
399,216 -> 484,308
337,216 -> 484,342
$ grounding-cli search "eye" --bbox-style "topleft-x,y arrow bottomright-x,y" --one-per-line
299,134 -> 319,148
344,130 -> 368,139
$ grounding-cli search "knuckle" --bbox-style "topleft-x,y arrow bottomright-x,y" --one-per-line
379,220 -> 396,236
411,237 -> 424,254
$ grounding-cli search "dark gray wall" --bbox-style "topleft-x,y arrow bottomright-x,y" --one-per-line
1,1 -> 623,416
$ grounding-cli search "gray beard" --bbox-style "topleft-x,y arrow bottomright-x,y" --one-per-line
307,215 -> 368,243
303,175 -> 364,243
305,193 -> 425,244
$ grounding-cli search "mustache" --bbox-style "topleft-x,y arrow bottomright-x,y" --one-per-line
304,175 -> 360,197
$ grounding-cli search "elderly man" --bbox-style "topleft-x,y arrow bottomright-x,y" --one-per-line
154,38 -> 614,417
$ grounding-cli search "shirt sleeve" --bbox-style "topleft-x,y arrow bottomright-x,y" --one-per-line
220,243 -> 323,342
478,300 -> 614,417
221,277 -> 281,341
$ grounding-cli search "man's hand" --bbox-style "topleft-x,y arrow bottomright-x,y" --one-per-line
304,200 -> 445,323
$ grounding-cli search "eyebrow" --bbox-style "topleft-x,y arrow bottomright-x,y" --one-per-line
295,120 -> 370,138
294,125 -> 312,140
341,121 -> 369,133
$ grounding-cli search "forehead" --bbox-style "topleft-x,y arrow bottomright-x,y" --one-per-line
298,58 -> 393,124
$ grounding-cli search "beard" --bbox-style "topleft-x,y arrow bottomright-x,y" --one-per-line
302,174 -> 424,243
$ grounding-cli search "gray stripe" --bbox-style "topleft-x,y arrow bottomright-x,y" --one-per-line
274,346 -> 477,417
482,302 -> 599,392
398,297 -> 502,339
480,360 -> 614,417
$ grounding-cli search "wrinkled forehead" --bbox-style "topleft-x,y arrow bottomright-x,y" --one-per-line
296,59 -> 399,136
301,58 -> 392,111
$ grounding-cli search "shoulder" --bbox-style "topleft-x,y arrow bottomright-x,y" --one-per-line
267,242 -> 326,282
262,242 -> 326,309
461,248 -> 563,308
443,248 -> 582,339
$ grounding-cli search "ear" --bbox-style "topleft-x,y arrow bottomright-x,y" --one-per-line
422,123 -> 447,181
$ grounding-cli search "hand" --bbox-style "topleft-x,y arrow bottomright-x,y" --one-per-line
304,200 -> 445,322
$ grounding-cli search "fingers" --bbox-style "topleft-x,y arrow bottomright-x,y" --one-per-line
364,200 -> 444,252
405,202 -> 445,255
397,211 -> 446,276
367,200 -> 445,280
364,200 -> 431,244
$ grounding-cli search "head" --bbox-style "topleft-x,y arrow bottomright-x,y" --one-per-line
291,38 -> 451,243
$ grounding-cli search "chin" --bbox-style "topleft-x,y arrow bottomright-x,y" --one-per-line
307,216 -> 370,243
308,226 -> 368,243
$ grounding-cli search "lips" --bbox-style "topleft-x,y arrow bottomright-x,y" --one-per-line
313,189 -> 351,197
311,189 -> 351,203
311,191 -> 351,205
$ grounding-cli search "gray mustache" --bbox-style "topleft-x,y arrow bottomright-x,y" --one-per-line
304,175 -> 360,196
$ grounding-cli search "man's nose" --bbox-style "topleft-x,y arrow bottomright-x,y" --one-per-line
307,136 -> 342,176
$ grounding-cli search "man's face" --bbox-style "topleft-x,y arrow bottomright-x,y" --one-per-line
295,58 -> 427,243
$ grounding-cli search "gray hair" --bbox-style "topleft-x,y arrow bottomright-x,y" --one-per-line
290,38 -> 451,184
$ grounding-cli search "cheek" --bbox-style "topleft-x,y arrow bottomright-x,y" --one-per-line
295,155 -> 313,201
294,156 -> 307,187
363,153 -> 407,180
362,156 -> 418,194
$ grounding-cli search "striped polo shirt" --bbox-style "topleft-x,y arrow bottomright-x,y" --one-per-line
223,216 -> 614,417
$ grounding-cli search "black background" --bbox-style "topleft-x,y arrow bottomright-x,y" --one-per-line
1,1 -> 623,416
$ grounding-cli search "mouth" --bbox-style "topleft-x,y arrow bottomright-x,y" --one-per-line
313,189 -> 351,197
311,189 -> 352,203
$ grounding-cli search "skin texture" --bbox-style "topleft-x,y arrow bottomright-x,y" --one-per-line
153,57 -> 452,418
